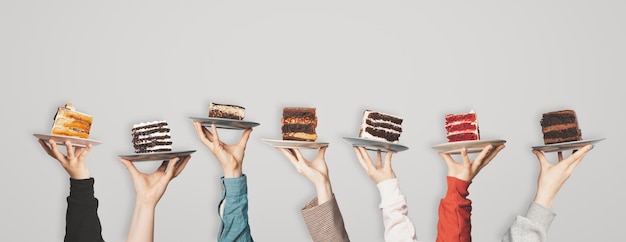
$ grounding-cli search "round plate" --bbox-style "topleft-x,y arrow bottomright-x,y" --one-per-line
190,117 -> 260,130
34,133 -> 102,147
260,139 -> 329,149
119,150 -> 196,162
531,138 -> 605,153
342,137 -> 409,152
432,139 -> 507,154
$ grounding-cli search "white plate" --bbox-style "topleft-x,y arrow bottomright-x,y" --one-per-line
119,150 -> 196,162
260,139 -> 329,149
190,117 -> 260,130
531,138 -> 605,153
432,139 -> 507,154
342,137 -> 409,152
34,133 -> 102,147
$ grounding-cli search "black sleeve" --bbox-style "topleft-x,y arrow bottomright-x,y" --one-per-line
65,178 -> 105,242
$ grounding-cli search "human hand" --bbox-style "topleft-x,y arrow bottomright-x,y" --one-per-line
120,156 -> 190,207
532,145 -> 592,209
279,146 -> 333,203
353,147 -> 396,184
193,121 -> 252,178
38,139 -> 92,179
438,144 -> 505,181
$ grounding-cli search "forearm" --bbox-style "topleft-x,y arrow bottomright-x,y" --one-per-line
126,202 -> 156,242
501,202 -> 555,242
65,178 -> 104,242
218,175 -> 252,242
436,176 -> 472,242
377,178 -> 418,242
315,179 -> 333,205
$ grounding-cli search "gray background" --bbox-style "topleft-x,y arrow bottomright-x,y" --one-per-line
1,0 -> 624,241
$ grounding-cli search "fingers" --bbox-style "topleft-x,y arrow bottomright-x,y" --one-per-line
532,149 -> 549,168
375,149 -> 383,168
472,145 -> 492,167
193,121 -> 213,144
120,158 -> 141,177
172,155 -> 191,178
461,148 -> 470,165
279,148 -> 299,167
438,151 -> 456,169
238,128 -> 253,148
563,144 -> 592,169
65,141 -> 75,158
48,139 -> 64,160
483,144 -> 505,163
76,143 -> 92,160
354,147 -> 374,171
383,151 -> 393,170
157,160 -> 170,173
38,139 -> 54,157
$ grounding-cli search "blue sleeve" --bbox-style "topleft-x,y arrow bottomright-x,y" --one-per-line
218,175 -> 253,242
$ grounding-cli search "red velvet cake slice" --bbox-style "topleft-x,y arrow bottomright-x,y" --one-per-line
445,111 -> 480,142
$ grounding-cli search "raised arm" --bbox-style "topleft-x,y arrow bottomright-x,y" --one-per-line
120,156 -> 190,242
353,147 -> 418,242
38,139 -> 105,242
193,122 -> 254,242
502,145 -> 592,242
278,146 -> 350,242
437,144 -> 505,242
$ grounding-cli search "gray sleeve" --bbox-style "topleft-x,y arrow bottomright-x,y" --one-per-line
502,202 -> 556,242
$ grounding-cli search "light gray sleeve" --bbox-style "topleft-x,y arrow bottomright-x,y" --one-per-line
502,202 -> 556,242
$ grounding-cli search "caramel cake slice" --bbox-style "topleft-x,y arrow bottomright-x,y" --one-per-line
281,107 -> 318,141
51,103 -> 93,139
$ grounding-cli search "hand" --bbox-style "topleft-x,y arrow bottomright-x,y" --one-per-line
438,144 -> 505,181
279,146 -> 333,203
120,156 -> 190,207
532,145 -> 592,209
353,147 -> 396,184
38,139 -> 92,179
193,122 -> 252,178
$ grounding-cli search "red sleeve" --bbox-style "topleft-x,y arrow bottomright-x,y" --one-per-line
436,176 -> 472,242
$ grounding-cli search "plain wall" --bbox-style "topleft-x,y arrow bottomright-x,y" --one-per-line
1,1 -> 624,241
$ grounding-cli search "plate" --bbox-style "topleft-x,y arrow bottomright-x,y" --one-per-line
531,138 -> 605,153
342,137 -> 409,152
432,139 -> 507,154
119,150 -> 196,162
260,139 -> 329,149
189,117 -> 260,130
33,134 -> 102,147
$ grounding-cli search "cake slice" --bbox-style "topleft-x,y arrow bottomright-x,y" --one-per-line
51,103 -> 93,139
281,107 -> 318,141
445,111 -> 480,142
359,109 -> 403,143
540,109 -> 582,144
131,120 -> 172,153
208,102 -> 245,120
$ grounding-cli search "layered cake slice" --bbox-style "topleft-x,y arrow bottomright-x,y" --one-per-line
445,111 -> 480,142
281,107 -> 318,141
51,103 -> 93,139
359,109 -> 403,143
208,102 -> 245,120
131,120 -> 172,153
540,109 -> 582,144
